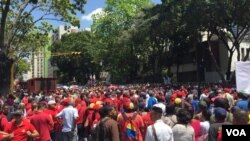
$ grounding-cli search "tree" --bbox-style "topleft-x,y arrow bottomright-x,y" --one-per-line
124,0 -> 193,82
0,0 -> 86,94
187,0 -> 250,81
91,0 -> 151,83
50,31 -> 101,84
15,59 -> 30,80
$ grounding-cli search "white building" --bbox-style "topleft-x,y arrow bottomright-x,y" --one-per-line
52,25 -> 79,41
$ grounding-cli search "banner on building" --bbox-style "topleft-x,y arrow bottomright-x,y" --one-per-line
236,61 -> 250,95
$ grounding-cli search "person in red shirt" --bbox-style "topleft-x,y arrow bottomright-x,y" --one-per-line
103,92 -> 115,105
5,109 -> 39,141
117,102 -> 144,141
0,105 -> 10,131
141,111 -> 153,140
45,100 -> 62,141
75,98 -> 86,141
55,96 -> 63,112
30,102 -> 54,141
26,102 -> 38,118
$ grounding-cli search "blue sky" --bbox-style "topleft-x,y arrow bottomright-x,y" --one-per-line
76,0 -> 162,29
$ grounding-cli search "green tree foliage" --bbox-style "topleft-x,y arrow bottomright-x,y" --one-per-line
109,0 -> 193,82
51,31 -> 101,84
0,0 -> 86,94
15,59 -> 30,80
91,0 -> 151,83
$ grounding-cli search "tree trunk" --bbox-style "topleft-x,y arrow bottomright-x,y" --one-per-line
207,34 -> 226,83
0,52 -> 13,95
236,43 -> 241,61
226,51 -> 233,81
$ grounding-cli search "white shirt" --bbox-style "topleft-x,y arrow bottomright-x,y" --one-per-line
172,124 -> 195,141
145,120 -> 173,141
200,121 -> 210,135
57,105 -> 79,132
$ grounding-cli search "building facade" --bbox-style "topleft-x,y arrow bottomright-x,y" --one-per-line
171,32 -> 250,83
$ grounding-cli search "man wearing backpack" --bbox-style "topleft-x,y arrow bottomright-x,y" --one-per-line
117,102 -> 144,141
92,105 -> 119,141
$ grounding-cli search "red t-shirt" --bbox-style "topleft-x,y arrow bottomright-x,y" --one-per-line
84,110 -> 100,130
191,119 -> 201,141
0,114 -> 10,131
89,97 -> 98,103
25,103 -> 32,111
30,112 -> 53,141
0,134 -> 3,140
6,119 -> 36,141
103,98 -> 115,105
44,108 -> 62,132
75,104 -> 86,125
142,112 -> 153,140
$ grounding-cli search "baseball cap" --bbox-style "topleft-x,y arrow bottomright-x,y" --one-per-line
123,102 -> 134,110
153,104 -> 165,114
175,98 -> 182,105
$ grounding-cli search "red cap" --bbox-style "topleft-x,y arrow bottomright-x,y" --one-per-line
63,98 -> 71,104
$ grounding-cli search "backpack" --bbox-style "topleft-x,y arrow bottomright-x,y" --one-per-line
122,112 -> 138,140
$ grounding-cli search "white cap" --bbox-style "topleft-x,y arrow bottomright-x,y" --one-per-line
48,100 -> 56,105
153,103 -> 166,115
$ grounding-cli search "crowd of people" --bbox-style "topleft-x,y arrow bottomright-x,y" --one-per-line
0,83 -> 249,141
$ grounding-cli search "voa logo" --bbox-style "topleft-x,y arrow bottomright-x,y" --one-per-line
226,129 -> 246,136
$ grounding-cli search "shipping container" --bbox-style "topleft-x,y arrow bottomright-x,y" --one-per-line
27,78 -> 57,94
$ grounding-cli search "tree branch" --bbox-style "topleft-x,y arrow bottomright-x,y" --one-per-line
213,28 -> 233,51
0,0 -> 11,49
238,25 -> 248,38
8,12 -> 56,48
7,0 -> 37,47
238,27 -> 250,43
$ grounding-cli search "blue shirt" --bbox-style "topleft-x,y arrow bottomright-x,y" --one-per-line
192,99 -> 199,113
147,97 -> 157,110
